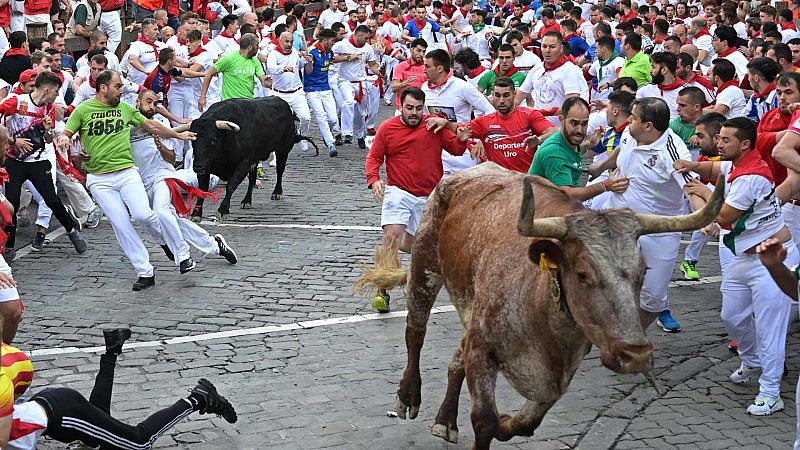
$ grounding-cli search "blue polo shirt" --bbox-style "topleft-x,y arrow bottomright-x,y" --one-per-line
304,45 -> 333,92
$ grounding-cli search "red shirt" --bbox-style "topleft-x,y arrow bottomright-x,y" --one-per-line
442,3 -> 457,18
391,60 -> 426,109
757,108 -> 793,185
366,115 -> 467,196
468,107 -> 555,173
538,21 -> 560,37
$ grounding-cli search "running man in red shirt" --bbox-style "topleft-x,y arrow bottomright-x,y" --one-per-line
364,87 -> 470,312
429,77 -> 557,172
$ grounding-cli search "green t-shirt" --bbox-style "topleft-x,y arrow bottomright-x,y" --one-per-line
669,117 -> 699,155
65,99 -> 146,174
215,52 -> 265,100
618,51 -> 652,87
528,132 -> 583,187
477,69 -> 527,95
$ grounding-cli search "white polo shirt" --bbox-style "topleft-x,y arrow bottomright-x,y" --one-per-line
636,82 -> 689,119
607,128 -> 695,218
519,60 -> 587,127
266,49 -> 304,92
319,9 -> 345,29
716,85 -> 749,119
693,34 -> 715,66
126,39 -> 163,85
332,39 -> 377,81
588,55 -> 624,101
721,50 -> 749,83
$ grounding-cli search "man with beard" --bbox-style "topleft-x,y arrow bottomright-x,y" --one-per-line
529,96 -> 629,200
130,90 -> 238,272
364,87 -> 470,312
636,51 -> 687,119
199,34 -> 270,112
58,70 -> 196,291
390,38 -> 427,111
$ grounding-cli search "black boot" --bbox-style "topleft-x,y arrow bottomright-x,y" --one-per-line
103,328 -> 131,355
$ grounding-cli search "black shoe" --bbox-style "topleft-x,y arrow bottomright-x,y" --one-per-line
103,328 -> 131,355
343,135 -> 353,144
67,231 -> 87,253
30,232 -> 45,251
3,247 -> 14,264
190,378 -> 238,423
65,205 -> 82,232
179,258 -> 196,274
161,245 -> 174,261
214,234 -> 238,264
334,134 -> 343,146
358,138 -> 366,149
132,276 -> 155,291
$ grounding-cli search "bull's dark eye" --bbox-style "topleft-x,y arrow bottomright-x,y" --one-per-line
576,272 -> 590,283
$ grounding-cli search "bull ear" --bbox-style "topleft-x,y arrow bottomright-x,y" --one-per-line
528,240 -> 562,271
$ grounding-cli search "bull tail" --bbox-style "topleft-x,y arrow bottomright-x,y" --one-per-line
353,245 -> 409,294
296,135 -> 320,156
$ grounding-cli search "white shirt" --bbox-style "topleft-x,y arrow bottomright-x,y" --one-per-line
422,75 -> 495,174
732,21 -> 747,40
332,39 -> 377,81
722,50 -> 749,83
266,49 -> 304,92
461,27 -> 492,61
693,34 -> 715,66
636,82 -> 689,119
608,128 -> 695,219
379,20 -> 403,40
127,39 -> 163,85
720,160 -> 784,255
716,85 -> 748,119
579,19 -> 595,46
76,49 -> 120,72
319,8 -> 346,29
588,55 -> 624,101
519,61 -> 587,127
130,117 -> 178,189
513,50 -> 542,74
212,34 -> 240,56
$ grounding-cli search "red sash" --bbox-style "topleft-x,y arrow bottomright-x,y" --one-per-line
165,178 -> 221,217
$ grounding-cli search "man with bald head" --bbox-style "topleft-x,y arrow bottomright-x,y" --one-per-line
690,17 -> 715,66
199,34 -> 270,111
266,31 -> 314,151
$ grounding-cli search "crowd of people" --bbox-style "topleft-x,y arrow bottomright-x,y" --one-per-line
0,0 -> 794,445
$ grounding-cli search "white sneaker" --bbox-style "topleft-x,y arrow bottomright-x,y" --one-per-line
300,141 -> 309,152
746,395 -> 784,415
268,155 -> 277,167
730,363 -> 760,384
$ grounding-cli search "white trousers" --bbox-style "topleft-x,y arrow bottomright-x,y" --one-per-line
337,79 -> 367,139
684,229 -> 711,262
98,10 -> 122,54
87,168 -> 164,278
306,90 -> 338,146
168,87 -> 195,161
364,79 -> 380,130
274,90 -> 310,138
148,179 -> 218,264
638,233 -> 681,313
720,241 -> 798,398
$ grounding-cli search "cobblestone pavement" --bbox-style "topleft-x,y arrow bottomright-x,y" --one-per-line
9,104 -> 799,449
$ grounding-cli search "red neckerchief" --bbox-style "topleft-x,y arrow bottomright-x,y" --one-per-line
349,35 -> 365,48
269,35 -> 280,47
563,32 -> 580,40
619,10 -> 637,22
678,13 -> 688,19
202,36 -> 210,45
467,65 -> 487,78
137,35 -> 160,54
188,46 -> 206,57
692,28 -> 710,39
3,48 -> 26,57
493,65 -> 518,77
782,21 -> 798,31
613,120 -> 630,133
716,79 -> 739,94
219,30 -> 240,44
754,81 -> 775,99
653,36 -> 665,44
427,70 -> 453,88
717,47 -> 737,57
177,36 -> 187,45
458,6 -> 467,17
727,149 -> 774,183
687,72 -> 713,92
348,19 -> 358,31
387,17 -> 398,25
658,78 -> 686,94
275,44 -> 293,55
751,31 -> 761,38
412,17 -> 428,31
88,75 -> 96,88
544,55 -> 568,72
313,41 -> 327,53
11,86 -> 21,94
54,70 -> 64,82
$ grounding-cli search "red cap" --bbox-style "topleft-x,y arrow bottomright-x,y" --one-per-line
18,70 -> 38,84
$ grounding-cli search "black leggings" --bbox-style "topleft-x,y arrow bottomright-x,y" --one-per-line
3,158 -> 76,247
31,353 -> 194,450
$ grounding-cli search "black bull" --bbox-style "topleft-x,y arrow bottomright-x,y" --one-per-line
175,97 -> 319,221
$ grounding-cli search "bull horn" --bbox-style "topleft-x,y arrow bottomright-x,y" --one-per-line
637,174 -> 725,235
172,122 -> 192,133
517,176 -> 568,239
215,120 -> 240,132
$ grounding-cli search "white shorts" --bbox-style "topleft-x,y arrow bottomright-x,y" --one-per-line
0,256 -> 18,303
638,233 -> 681,313
380,185 -> 427,236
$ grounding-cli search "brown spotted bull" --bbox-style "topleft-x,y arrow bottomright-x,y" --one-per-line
355,163 -> 723,449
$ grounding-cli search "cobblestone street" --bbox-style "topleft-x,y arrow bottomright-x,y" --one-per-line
10,105 -> 799,449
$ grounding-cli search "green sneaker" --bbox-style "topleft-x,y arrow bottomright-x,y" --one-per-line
371,290 -> 390,313
680,260 -> 700,280
257,167 -> 268,180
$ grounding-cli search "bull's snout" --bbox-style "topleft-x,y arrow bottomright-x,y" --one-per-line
601,341 -> 653,374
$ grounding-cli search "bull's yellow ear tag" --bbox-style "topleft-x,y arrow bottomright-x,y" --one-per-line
539,253 -> 558,272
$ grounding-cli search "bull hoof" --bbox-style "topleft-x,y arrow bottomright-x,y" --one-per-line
240,202 -> 252,209
394,394 -> 420,420
271,194 -> 283,200
216,212 -> 228,221
190,215 -> 203,223
431,423 -> 459,443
